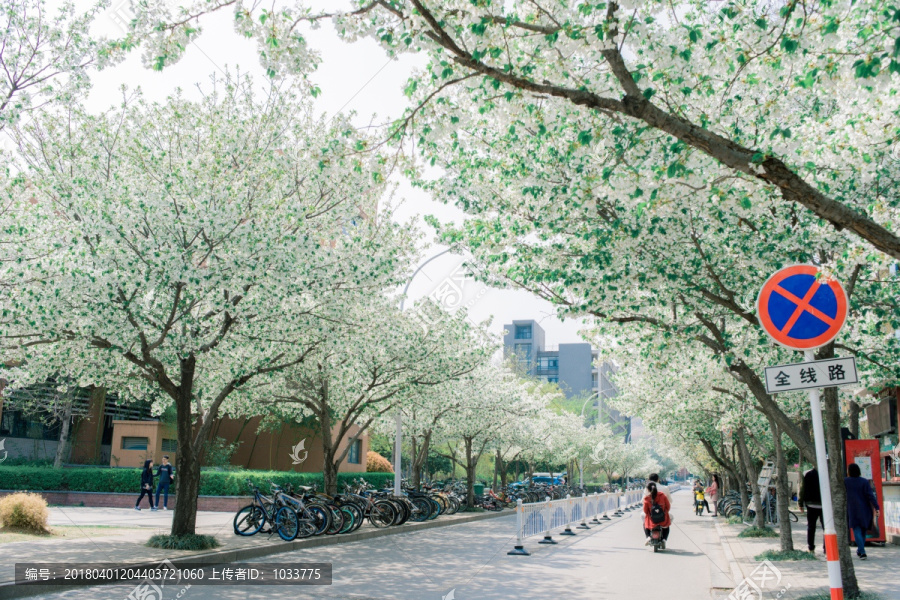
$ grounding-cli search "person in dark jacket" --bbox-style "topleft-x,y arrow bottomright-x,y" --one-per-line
845,462 -> 879,560
135,459 -> 156,511
799,468 -> 824,553
155,455 -> 175,510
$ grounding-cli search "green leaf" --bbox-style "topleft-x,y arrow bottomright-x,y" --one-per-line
780,37 -> 799,53
577,130 -> 593,145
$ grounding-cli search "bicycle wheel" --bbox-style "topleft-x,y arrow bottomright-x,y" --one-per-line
427,498 -> 441,520
369,501 -> 396,528
295,506 -> 318,539
325,505 -> 344,535
275,506 -> 299,541
233,505 -> 265,536
308,504 -> 331,536
409,497 -> 432,522
337,506 -> 357,534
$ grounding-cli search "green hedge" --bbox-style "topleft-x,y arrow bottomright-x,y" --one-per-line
0,466 -> 393,496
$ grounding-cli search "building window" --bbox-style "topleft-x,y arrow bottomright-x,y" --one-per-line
538,357 -> 559,370
121,436 -> 149,451
592,373 -> 599,386
547,377 -> 559,383
514,324 -> 532,339
348,438 -> 361,464
161,439 -> 178,453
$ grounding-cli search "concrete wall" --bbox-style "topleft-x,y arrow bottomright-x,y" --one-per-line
212,417 -> 369,473
110,421 -> 176,468
557,343 -> 593,398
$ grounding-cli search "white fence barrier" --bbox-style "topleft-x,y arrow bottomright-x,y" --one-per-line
508,490 -> 643,556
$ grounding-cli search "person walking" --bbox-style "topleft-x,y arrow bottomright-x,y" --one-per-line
705,473 -> 721,517
799,467 -> 825,553
642,482 -> 671,548
135,459 -> 156,511
155,455 -> 175,511
845,462 -> 879,560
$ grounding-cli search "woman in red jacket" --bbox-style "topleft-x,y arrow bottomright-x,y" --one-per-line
643,482 -> 671,547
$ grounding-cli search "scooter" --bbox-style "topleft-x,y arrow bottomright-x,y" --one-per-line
694,491 -> 705,516
649,525 -> 665,552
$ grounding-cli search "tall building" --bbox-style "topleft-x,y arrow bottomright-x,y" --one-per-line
503,319 -> 631,437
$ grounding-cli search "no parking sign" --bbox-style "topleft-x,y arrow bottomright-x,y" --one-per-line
756,264 -> 848,350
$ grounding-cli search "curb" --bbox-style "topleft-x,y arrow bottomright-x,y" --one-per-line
1,510 -> 510,599
715,521 -> 746,585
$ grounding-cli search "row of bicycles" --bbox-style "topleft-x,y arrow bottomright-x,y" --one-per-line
714,488 -> 799,523
232,479 -> 465,541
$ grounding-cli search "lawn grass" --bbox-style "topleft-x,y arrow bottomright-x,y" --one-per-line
754,549 -> 817,561
726,515 -> 744,525
738,526 -> 779,538
0,525 -> 143,544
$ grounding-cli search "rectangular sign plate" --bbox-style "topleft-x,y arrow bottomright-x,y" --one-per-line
764,356 -> 858,394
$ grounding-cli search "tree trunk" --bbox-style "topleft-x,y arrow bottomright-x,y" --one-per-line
53,397 -> 74,469
410,432 -> 432,490
410,435 -> 419,489
848,401 -> 861,439
736,448 -> 750,519
319,413 -> 340,496
736,427 -> 765,528
322,452 -> 340,497
767,415 -> 794,551
464,437 -> 476,508
492,448 -> 500,491
171,356 -> 200,537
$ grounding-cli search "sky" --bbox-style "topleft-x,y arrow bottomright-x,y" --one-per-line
69,0 -> 593,348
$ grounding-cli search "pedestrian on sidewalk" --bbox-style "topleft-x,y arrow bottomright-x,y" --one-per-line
705,474 -> 720,517
155,455 -> 175,510
799,467 -> 824,553
643,482 -> 671,547
135,459 -> 156,511
845,462 -> 879,560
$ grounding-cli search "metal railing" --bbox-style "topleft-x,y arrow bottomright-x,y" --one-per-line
508,491 -> 637,556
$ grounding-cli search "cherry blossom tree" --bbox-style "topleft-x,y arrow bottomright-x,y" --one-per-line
272,301 -> 489,495
121,0 -> 900,257
0,76 -> 413,537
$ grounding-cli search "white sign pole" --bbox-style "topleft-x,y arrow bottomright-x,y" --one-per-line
805,350 -> 843,597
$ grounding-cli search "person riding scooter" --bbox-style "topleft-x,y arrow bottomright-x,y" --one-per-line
643,482 -> 671,550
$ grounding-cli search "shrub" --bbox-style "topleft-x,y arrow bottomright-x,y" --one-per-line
726,515 -> 744,525
146,534 -> 219,551
0,466 -> 393,496
366,451 -> 393,473
0,492 -> 50,533
738,526 -> 779,538
754,549 -> 816,561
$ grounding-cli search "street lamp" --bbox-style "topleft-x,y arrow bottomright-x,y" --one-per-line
395,248 -> 453,494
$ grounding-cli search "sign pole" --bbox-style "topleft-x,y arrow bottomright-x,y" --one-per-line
805,350 -> 843,600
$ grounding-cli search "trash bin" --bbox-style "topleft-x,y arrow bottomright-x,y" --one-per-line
473,483 -> 485,495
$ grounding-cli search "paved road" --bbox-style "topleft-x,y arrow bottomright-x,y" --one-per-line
31,490 -> 727,600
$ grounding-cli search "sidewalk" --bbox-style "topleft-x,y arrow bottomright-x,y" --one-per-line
0,505 -> 507,594
714,514 -> 900,599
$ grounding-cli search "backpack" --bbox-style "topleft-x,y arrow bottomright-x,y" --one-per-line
650,500 -> 666,524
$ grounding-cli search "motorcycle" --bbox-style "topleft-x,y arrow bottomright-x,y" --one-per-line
649,525 -> 665,552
